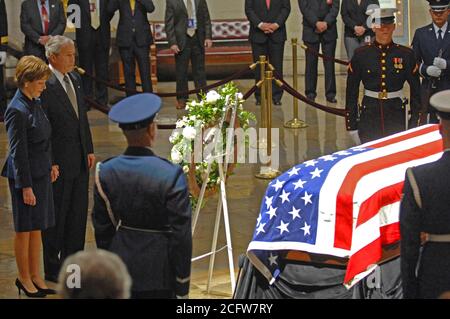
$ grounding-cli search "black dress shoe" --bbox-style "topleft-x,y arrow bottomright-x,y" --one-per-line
326,97 -> 337,103
306,95 -> 316,102
15,279 -> 46,298
45,274 -> 58,283
33,281 -> 57,295
273,100 -> 282,106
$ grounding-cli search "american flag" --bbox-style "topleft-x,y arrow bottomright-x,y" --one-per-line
247,125 -> 443,288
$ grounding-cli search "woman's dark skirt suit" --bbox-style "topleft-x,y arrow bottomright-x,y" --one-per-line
1,90 -> 55,232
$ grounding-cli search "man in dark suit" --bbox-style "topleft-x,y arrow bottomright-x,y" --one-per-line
20,0 -> 67,61
299,0 -> 340,103
68,0 -> 112,106
165,0 -> 213,109
245,0 -> 291,105
341,0 -> 379,60
412,0 -> 450,124
108,0 -> 155,95
40,36 -> 95,282
0,0 -> 7,119
93,94 -> 192,299
400,90 -> 450,299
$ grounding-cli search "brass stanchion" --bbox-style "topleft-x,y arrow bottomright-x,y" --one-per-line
284,38 -> 308,129
255,70 -> 281,180
251,56 -> 268,149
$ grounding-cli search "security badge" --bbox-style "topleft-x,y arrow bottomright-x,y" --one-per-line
393,57 -> 403,70
187,19 -> 196,28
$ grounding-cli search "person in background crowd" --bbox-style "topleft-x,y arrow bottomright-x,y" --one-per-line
1,56 -> 58,298
412,0 -> 450,124
68,0 -> 113,107
164,0 -> 213,110
299,0 -> 340,103
20,0 -> 66,61
345,7 -> 425,144
40,36 -> 95,283
400,89 -> 450,299
58,249 -> 132,299
108,0 -> 155,95
341,0 -> 379,60
0,0 -> 7,120
93,94 -> 192,299
245,0 -> 291,106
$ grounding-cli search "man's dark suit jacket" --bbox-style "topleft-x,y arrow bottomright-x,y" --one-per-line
68,0 -> 111,49
108,0 -> 155,48
341,0 -> 379,38
20,0 -> 67,58
164,0 -> 212,51
245,0 -> 291,44
299,0 -> 340,43
41,72 -> 93,178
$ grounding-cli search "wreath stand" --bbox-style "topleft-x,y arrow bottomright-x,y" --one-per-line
190,95 -> 240,295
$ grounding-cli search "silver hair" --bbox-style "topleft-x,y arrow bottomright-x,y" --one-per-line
45,35 -> 74,59
57,249 -> 132,299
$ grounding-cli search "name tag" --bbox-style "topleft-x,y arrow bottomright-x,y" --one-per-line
187,18 -> 196,29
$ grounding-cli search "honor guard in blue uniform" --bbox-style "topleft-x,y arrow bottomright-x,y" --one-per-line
345,8 -> 425,144
412,0 -> 450,124
400,90 -> 450,299
92,94 -> 192,299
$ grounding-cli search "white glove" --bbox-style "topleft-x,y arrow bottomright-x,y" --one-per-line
427,65 -> 442,78
0,51 -> 6,66
434,57 -> 447,70
348,130 -> 361,146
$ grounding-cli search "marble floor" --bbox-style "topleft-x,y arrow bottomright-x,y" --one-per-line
0,74 -> 354,299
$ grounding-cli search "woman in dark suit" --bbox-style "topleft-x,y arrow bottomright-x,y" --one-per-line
341,0 -> 379,60
1,56 -> 59,297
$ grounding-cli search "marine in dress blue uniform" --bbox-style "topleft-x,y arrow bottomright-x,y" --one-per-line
345,8 -> 425,144
412,0 -> 450,123
400,89 -> 450,299
92,94 -> 192,299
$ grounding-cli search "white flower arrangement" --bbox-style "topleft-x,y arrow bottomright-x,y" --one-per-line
169,82 -> 256,206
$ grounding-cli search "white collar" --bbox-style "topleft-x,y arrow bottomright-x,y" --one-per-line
433,22 -> 448,35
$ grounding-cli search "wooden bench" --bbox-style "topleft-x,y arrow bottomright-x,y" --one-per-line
152,19 -> 254,81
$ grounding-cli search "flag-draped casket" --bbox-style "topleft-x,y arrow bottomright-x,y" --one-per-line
247,125 -> 443,288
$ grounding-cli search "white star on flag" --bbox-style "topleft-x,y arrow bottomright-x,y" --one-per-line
352,147 -> 366,152
268,253 -> 278,266
304,160 -> 318,167
310,167 -> 324,179
287,166 -> 300,177
279,190 -> 291,204
256,222 -> 266,235
265,196 -> 273,209
276,220 -> 290,235
266,206 -> 277,220
334,150 -> 351,156
301,191 -> 313,205
293,178 -> 307,190
271,179 -> 285,192
287,206 -> 301,220
300,222 -> 311,236
321,155 -> 337,162
256,214 -> 262,226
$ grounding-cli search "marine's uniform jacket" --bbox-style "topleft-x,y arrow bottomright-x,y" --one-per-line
92,146 -> 192,298
400,150 -> 450,299
345,41 -> 424,142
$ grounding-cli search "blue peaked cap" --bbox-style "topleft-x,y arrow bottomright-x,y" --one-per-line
109,93 -> 162,130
